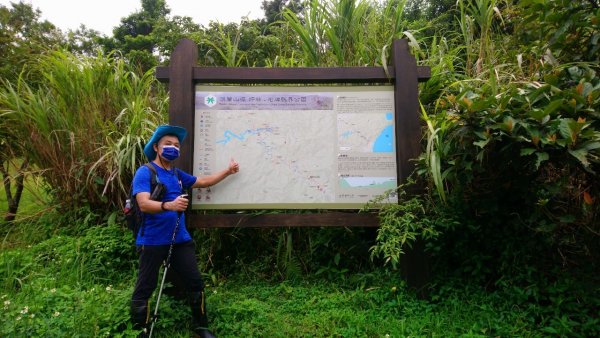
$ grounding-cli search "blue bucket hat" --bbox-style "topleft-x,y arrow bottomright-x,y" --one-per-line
144,125 -> 188,160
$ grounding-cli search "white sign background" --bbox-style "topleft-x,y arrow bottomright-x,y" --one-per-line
192,85 -> 398,209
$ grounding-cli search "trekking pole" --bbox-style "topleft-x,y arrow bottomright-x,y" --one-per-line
148,211 -> 182,338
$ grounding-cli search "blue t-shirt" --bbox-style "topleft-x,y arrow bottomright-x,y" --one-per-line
132,162 -> 197,245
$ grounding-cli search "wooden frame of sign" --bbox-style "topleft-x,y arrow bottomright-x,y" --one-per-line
156,38 -> 430,230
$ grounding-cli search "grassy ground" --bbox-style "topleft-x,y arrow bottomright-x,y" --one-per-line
207,277 -> 535,337
1,177 -> 597,337
0,237 -> 544,338
3,220 -> 591,337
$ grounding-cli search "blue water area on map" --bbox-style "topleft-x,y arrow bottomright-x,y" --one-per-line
386,112 -> 393,121
341,176 -> 396,188
341,130 -> 353,139
373,125 -> 394,152
216,127 -> 273,144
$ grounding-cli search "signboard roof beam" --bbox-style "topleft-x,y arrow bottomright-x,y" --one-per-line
157,65 -> 430,84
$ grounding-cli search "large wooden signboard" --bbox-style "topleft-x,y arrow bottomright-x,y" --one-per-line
156,38 -> 430,229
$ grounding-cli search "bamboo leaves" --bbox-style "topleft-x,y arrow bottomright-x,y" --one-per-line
421,102 -> 447,204
282,0 -> 323,66
283,0 -> 412,66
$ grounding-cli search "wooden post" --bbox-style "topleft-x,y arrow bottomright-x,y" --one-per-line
168,39 -> 197,174
392,39 -> 420,184
164,40 -> 197,300
392,39 -> 431,296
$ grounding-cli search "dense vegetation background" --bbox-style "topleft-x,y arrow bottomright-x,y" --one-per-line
0,0 -> 598,336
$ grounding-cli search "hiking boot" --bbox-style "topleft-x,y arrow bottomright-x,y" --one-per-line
189,291 -> 216,337
192,328 -> 216,338
131,299 -> 150,338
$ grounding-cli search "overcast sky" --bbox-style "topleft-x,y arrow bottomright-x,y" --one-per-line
0,0 -> 265,35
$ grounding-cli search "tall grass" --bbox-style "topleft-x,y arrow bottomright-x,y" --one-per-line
203,21 -> 247,67
457,0 -> 505,77
283,0 -> 326,66
0,50 -> 166,211
321,0 -> 371,65
283,0 -> 425,66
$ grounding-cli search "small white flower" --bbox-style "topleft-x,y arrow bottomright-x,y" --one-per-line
105,285 -> 112,292
53,311 -> 60,317
1,294 -> 6,299
20,306 -> 29,314
213,290 -> 217,294
16,316 -> 22,321
50,288 -> 56,293
3,300 -> 10,306
30,313 -> 35,318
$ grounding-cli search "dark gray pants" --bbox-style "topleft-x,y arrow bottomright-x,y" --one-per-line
131,240 -> 209,331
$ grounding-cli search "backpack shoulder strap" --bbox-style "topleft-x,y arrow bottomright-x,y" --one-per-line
174,167 -> 183,191
136,163 -> 159,238
144,163 -> 159,185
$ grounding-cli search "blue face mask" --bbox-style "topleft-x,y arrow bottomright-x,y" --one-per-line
160,145 -> 180,161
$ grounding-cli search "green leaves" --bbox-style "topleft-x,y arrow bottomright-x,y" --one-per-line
202,22 -> 246,67
422,103 -> 448,204
283,0 -> 419,67
558,118 -> 588,145
567,140 -> 600,173
535,151 -> 550,170
282,0 -> 323,66
418,50 -> 599,265
542,99 -> 564,119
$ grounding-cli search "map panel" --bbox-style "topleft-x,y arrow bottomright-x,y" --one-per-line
192,86 -> 398,209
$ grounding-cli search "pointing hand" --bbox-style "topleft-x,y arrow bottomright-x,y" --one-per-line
228,157 -> 239,174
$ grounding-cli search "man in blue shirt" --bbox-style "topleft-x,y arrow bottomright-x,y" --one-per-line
131,125 -> 239,338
